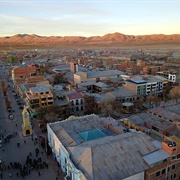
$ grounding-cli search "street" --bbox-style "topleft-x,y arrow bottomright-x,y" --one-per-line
0,66 -> 64,180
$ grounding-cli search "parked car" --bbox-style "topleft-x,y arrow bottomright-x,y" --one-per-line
17,102 -> 21,105
8,114 -> 14,120
4,133 -> 14,140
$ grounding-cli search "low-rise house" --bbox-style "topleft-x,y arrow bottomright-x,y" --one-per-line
123,113 -> 175,135
107,87 -> 137,102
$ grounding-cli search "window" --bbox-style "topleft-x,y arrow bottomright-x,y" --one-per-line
172,156 -> 176,160
177,154 -> 180,159
168,167 -> 170,172
80,99 -> 83,104
174,174 -> 176,179
163,159 -> 167,163
172,165 -> 175,170
156,171 -> 160,177
76,99 -> 79,105
76,106 -> 79,111
162,169 -> 166,175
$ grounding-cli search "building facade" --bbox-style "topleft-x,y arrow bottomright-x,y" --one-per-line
25,85 -> 54,110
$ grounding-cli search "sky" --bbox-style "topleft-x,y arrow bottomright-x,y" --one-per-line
0,0 -> 180,37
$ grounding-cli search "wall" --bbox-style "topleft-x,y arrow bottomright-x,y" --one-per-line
123,171 -> 144,180
47,123 -> 86,180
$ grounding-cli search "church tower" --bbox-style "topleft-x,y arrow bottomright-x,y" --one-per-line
22,106 -> 32,136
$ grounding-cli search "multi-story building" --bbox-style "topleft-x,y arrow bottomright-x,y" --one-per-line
47,115 -> 162,180
47,114 -> 180,180
123,79 -> 147,96
145,136 -> 180,180
156,71 -> 177,83
70,62 -> 78,73
66,92 -> 84,113
143,66 -> 166,75
25,85 -> 54,110
74,70 -> 124,85
12,66 -> 37,82
123,76 -> 168,96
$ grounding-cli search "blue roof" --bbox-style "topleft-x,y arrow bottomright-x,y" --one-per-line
79,129 -> 106,141
126,79 -> 147,84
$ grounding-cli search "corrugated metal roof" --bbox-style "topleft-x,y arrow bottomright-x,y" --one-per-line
149,107 -> 180,122
70,132 -> 157,180
143,149 -> 170,166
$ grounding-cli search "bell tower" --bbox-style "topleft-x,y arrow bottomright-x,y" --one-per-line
22,106 -> 32,136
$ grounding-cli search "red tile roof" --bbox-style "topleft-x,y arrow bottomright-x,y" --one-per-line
66,92 -> 84,100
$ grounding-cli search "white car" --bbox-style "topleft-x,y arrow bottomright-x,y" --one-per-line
9,114 -> 14,120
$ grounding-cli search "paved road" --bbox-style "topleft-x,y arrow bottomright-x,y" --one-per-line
0,66 -> 65,180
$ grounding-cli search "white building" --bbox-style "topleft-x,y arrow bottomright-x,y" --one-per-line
168,74 -> 176,82
47,114 -> 159,180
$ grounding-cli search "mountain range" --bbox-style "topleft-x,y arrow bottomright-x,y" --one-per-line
1,32 -> 180,45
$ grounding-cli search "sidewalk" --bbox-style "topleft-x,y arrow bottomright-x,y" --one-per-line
31,118 -> 66,180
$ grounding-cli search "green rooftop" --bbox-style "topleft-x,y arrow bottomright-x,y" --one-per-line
79,129 -> 106,141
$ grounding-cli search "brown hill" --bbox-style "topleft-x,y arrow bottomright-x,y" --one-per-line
1,32 -> 180,45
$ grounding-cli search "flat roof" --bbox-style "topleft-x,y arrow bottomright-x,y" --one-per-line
143,149 -> 170,166
126,79 -> 147,84
30,85 -> 51,93
107,87 -> 136,97
87,70 -> 124,78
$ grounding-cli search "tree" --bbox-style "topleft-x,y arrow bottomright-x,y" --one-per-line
36,107 -> 46,121
45,111 -> 58,123
163,86 -> 173,101
84,95 -> 98,114
99,99 -> 114,116
170,86 -> 180,102
53,74 -> 66,84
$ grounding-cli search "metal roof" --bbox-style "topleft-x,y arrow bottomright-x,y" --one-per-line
87,70 -> 124,78
143,149 -> 170,166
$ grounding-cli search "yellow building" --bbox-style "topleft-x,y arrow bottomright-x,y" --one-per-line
22,106 -> 32,136
26,85 -> 54,110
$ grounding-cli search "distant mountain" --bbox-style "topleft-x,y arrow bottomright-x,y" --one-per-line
0,32 -> 180,45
